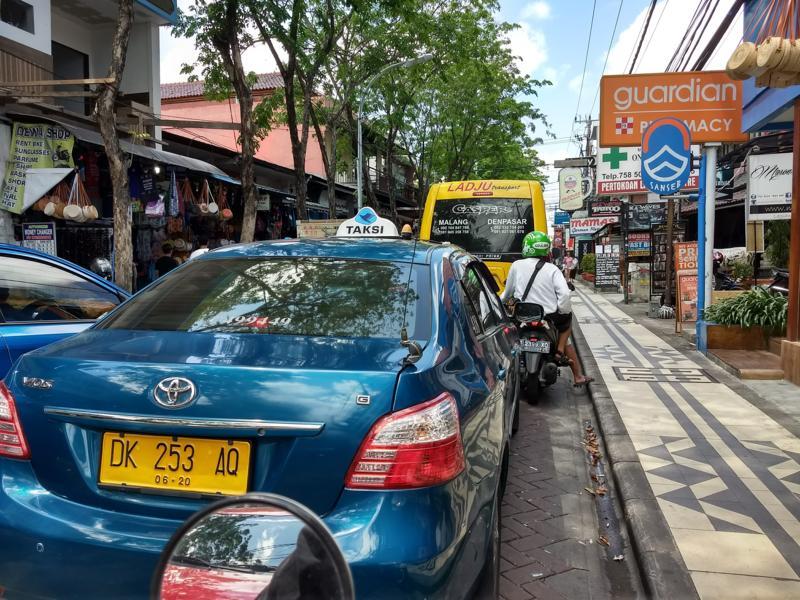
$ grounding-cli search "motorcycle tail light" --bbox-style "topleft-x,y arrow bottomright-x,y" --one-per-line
345,393 -> 465,490
0,383 -> 30,459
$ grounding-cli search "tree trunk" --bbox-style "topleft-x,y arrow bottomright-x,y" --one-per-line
95,0 -> 134,292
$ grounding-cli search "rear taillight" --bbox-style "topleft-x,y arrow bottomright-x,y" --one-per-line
0,383 -> 30,459
345,393 -> 465,490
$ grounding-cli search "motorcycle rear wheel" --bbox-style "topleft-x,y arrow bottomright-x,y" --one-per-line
524,373 -> 541,405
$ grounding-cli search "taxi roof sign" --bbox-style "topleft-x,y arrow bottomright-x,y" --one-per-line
336,207 -> 399,238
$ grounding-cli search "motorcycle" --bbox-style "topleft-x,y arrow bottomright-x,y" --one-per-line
767,268 -> 789,296
513,302 -> 560,404
152,493 -> 354,600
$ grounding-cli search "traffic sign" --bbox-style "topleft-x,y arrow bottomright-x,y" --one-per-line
641,118 -> 692,195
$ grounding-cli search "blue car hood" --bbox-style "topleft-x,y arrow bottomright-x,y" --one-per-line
10,330 -> 407,516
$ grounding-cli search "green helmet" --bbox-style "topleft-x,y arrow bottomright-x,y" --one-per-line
522,231 -> 551,258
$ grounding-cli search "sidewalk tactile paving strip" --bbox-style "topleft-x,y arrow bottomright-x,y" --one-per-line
574,286 -> 800,598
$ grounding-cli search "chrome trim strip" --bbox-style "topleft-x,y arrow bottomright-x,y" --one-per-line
43,407 -> 324,432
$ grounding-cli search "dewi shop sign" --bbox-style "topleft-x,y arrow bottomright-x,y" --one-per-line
570,216 -> 618,236
600,71 -> 747,147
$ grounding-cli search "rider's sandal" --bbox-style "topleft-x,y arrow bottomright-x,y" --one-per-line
573,376 -> 595,388
554,352 -> 573,367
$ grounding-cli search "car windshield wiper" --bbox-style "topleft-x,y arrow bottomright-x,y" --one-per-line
172,555 -> 275,574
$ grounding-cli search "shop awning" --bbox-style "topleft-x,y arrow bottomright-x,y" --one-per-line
49,119 -> 237,182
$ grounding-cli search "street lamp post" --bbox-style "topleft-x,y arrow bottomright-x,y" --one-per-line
356,53 -> 434,211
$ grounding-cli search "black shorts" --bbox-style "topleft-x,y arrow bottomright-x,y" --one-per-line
547,312 -> 572,333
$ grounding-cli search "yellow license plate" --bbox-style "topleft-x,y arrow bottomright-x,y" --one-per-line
99,432 -> 251,496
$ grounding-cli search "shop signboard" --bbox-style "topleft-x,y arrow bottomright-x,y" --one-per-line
2,123 -> 76,214
641,118 -> 693,195
297,219 -> 345,238
746,153 -> 792,221
627,232 -> 651,257
558,168 -> 588,211
554,210 -> 570,225
569,216 -> 618,236
588,198 -> 623,217
596,146 -> 699,195
596,247 -> 620,288
674,242 -> 699,327
599,71 -> 747,147
22,222 -> 56,256
626,202 -> 666,230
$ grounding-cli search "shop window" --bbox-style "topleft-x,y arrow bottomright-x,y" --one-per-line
1,0 -> 34,34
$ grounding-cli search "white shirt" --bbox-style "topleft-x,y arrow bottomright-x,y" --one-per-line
500,258 -> 572,315
189,247 -> 209,259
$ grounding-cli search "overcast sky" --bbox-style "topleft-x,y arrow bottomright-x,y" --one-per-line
160,0 -> 744,219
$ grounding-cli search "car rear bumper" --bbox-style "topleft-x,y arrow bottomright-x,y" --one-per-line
0,464 -> 489,599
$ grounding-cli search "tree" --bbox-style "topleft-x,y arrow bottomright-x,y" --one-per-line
174,0 -> 279,243
95,0 -> 134,291
244,0 -> 349,220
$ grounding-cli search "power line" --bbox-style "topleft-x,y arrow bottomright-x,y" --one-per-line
568,0 -> 598,151
624,6 -> 649,73
629,0 -> 658,73
693,0 -> 746,70
589,0 -> 625,118
666,0 -> 708,71
678,0 -> 718,71
640,0 -> 671,63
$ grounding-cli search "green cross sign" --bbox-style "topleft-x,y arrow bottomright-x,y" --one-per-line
602,147 -> 628,170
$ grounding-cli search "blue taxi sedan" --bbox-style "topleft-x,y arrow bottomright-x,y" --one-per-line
0,232 -> 519,598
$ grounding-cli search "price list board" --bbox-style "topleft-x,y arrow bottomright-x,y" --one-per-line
595,251 -> 620,289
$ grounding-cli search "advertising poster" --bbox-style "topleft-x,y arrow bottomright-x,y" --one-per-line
2,123 -> 75,214
627,232 -> 651,257
297,219 -> 344,238
596,248 -> 621,289
627,202 -> 666,230
747,153 -> 792,221
674,241 -> 698,329
22,222 -> 57,256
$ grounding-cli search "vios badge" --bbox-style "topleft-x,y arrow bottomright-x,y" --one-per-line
641,117 -> 692,195
153,377 -> 197,409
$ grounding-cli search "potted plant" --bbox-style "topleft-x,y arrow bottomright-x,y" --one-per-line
580,253 -> 596,283
703,287 -> 787,350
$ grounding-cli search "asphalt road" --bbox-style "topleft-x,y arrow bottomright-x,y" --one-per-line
500,372 -> 644,600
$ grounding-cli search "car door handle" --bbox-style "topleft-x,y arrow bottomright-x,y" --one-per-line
497,369 -> 507,381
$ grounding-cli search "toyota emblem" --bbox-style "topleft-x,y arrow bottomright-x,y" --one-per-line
153,377 -> 197,409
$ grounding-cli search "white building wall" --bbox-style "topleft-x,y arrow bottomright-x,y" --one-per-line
0,0 -> 51,55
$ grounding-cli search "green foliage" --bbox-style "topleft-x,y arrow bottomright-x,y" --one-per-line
703,287 -> 788,334
580,253 -> 596,275
766,220 -> 790,268
728,259 -> 753,281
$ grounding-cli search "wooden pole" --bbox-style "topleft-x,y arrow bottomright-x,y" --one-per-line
665,197 -> 675,307
788,100 -> 800,341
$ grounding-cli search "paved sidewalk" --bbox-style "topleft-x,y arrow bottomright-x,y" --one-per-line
573,285 -> 800,599
500,376 -> 642,599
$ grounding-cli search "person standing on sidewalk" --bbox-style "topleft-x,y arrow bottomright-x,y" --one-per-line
562,251 -> 578,282
501,232 -> 593,387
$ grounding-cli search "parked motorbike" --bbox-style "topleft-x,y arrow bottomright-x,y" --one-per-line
152,493 -> 354,600
713,251 -> 743,291
767,268 -> 789,296
513,302 -> 560,404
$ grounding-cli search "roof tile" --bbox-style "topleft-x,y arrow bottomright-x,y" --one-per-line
161,73 -> 283,100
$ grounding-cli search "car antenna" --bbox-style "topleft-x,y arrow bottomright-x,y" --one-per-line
400,231 -> 422,365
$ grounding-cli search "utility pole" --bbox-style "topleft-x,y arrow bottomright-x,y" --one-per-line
664,197 -> 675,306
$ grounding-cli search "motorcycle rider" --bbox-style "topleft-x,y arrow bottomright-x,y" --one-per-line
501,231 -> 593,387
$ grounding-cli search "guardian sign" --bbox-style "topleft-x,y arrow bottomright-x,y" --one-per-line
641,118 -> 692,195
599,71 -> 747,146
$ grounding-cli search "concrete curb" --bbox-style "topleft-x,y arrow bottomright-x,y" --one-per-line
571,322 -> 699,600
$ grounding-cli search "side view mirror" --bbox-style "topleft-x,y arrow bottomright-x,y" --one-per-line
152,493 -> 354,600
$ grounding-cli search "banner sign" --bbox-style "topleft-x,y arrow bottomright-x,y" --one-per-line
626,232 -> 651,257
22,222 -> 57,255
558,167 -> 587,211
746,153 -> 792,221
569,216 -> 619,236
552,226 -> 564,249
626,202 -> 666,230
599,71 -> 747,147
597,146 -> 698,195
298,219 -> 345,238
554,210 -> 570,225
674,242 -> 698,324
588,198 -> 623,217
641,118 -> 693,194
2,123 -> 75,214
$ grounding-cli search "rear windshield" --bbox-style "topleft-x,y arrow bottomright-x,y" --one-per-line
430,198 -> 533,261
99,258 -> 430,339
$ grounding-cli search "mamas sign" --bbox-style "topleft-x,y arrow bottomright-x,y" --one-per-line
570,216 -> 618,236
599,71 -> 747,147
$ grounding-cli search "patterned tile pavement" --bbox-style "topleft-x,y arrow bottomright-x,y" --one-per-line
573,286 -> 800,599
